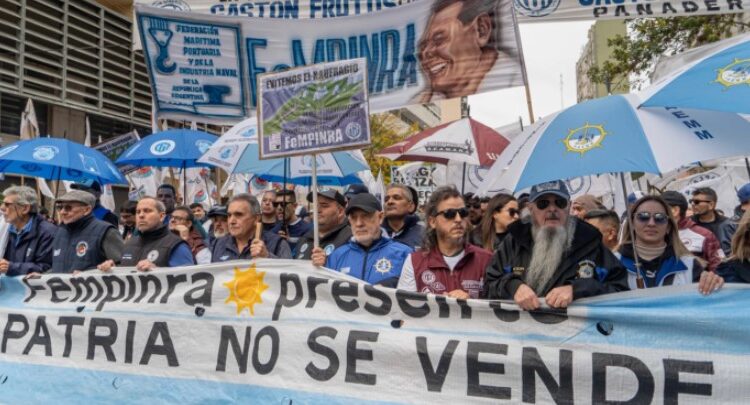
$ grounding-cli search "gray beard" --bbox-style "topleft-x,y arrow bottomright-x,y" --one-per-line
525,219 -> 576,296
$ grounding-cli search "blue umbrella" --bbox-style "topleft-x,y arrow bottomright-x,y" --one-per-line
0,138 -> 127,185
640,33 -> 750,114
477,94 -> 750,193
116,129 -> 218,169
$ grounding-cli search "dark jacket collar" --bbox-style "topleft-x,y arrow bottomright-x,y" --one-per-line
507,217 -> 599,252
63,213 -> 95,232
382,214 -> 419,235
139,224 -> 171,242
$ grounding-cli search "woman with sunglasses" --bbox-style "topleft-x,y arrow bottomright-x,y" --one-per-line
716,209 -> 750,283
469,193 -> 519,251
618,195 -> 724,294
169,206 -> 211,265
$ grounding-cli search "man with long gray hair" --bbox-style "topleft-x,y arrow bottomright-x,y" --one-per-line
484,180 -> 627,310
0,186 -> 57,276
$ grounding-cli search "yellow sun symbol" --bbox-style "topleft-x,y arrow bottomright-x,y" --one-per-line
224,264 -> 269,316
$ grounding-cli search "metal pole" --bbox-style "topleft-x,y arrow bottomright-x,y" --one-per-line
744,157 -> 750,179
312,154 -> 319,249
511,8 -> 535,124
461,162 -> 467,194
620,172 -> 645,289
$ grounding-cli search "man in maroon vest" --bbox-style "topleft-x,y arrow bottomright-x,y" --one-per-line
397,186 -> 493,299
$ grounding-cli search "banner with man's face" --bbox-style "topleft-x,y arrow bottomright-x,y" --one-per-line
136,0 -> 524,124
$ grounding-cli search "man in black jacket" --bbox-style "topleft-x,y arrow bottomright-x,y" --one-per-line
0,186 -> 57,276
297,189 -> 351,260
484,180 -> 627,310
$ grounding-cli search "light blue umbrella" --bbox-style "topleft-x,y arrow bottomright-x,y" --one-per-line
477,93 -> 750,194
0,138 -> 127,185
640,33 -> 750,114
198,118 -> 367,186
116,129 -> 218,169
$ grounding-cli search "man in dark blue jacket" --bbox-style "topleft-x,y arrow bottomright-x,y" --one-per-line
211,194 -> 292,262
312,193 -> 412,287
382,184 -> 424,249
71,180 -> 118,227
0,186 -> 57,276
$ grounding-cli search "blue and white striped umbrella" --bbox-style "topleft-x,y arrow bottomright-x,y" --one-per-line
477,94 -> 750,194
198,117 -> 367,186
640,33 -> 750,114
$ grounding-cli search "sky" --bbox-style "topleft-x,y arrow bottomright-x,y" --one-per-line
469,20 -> 595,131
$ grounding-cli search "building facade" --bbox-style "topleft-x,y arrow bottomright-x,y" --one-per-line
575,20 -> 629,102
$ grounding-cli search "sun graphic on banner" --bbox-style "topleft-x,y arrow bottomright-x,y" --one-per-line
224,264 -> 269,316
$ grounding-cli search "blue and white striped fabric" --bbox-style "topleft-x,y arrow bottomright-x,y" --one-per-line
477,93 -> 750,193
640,33 -> 750,114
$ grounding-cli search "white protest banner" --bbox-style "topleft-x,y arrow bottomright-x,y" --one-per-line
258,59 -> 371,158
1,260 -> 750,402
392,162 -> 445,205
136,0 -> 750,25
136,0 -> 523,123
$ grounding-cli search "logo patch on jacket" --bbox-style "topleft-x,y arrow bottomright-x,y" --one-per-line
374,258 -> 392,274
324,244 -> 335,255
421,270 -> 436,284
512,267 -> 525,275
577,260 -> 596,278
147,250 -> 160,262
75,242 -> 88,257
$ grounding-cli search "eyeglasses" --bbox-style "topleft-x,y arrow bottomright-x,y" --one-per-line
434,207 -> 469,220
170,216 -> 190,222
634,211 -> 669,225
0,201 -> 17,207
535,198 -> 568,210
55,203 -> 84,212
690,199 -> 712,205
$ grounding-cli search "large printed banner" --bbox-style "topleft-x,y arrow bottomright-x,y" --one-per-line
1,259 -> 749,403
136,0 -> 524,123
258,59 -> 371,158
136,0 -> 750,23
93,131 -> 141,174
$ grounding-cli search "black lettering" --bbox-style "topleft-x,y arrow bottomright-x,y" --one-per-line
306,327 -> 339,381
135,275 -> 162,304
614,5 -> 630,16
70,277 -> 104,303
345,330 -> 378,385
273,273 -> 303,320
305,276 -> 329,308
663,359 -> 713,404
467,342 -> 510,399
682,1 -> 699,12
416,336 -> 458,392
593,6 -> 607,17
522,347 -> 573,403
22,278 -> 45,302
184,272 -> 214,306
456,299 -> 472,319
22,316 -> 51,356
87,317 -> 118,362
58,316 -> 84,357
529,309 -> 568,325
332,281 -> 359,312
96,275 -> 127,311
396,290 -> 430,318
161,274 -> 188,303
489,300 -> 520,322
125,320 -> 136,364
216,326 -> 252,373
727,0 -> 742,10
2,314 -> 29,353
704,0 -> 719,10
252,326 -> 279,375
435,295 -> 450,318
363,284 -> 391,315
140,321 -> 179,366
123,275 -> 138,302
592,352 -> 654,404
47,277 -> 71,302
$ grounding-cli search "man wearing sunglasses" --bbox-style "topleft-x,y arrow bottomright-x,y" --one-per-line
690,187 -> 728,241
49,190 -> 124,274
382,184 -> 424,249
397,186 -> 492,298
313,193 -> 412,287
0,186 -> 57,276
484,180 -> 627,310
661,191 -> 723,273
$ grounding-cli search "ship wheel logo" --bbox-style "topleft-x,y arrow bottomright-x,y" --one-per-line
562,123 -> 608,156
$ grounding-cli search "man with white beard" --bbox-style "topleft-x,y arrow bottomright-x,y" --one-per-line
484,180 -> 627,310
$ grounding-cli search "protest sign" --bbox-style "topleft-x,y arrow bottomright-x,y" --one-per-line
1,260 -> 749,403
258,59 -> 371,159
391,162 -> 443,205
136,0 -> 524,123
93,131 -> 141,174
136,0 -> 750,25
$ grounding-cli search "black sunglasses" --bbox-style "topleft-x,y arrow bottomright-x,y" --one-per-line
535,198 -> 568,210
435,207 -> 469,220
634,211 -> 669,225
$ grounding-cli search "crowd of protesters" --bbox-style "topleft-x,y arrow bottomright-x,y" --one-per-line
2,176 -> 748,310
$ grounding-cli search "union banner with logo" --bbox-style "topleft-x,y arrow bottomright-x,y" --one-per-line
1,260 -> 749,403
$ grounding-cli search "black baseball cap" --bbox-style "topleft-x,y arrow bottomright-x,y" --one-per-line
344,184 -> 369,198
207,205 -> 228,218
345,193 -> 382,215
307,188 -> 346,207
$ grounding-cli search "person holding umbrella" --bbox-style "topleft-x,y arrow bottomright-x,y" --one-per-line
0,186 -> 57,276
617,195 -> 724,294
211,194 -> 292,261
49,190 -> 124,274
483,180 -> 628,309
